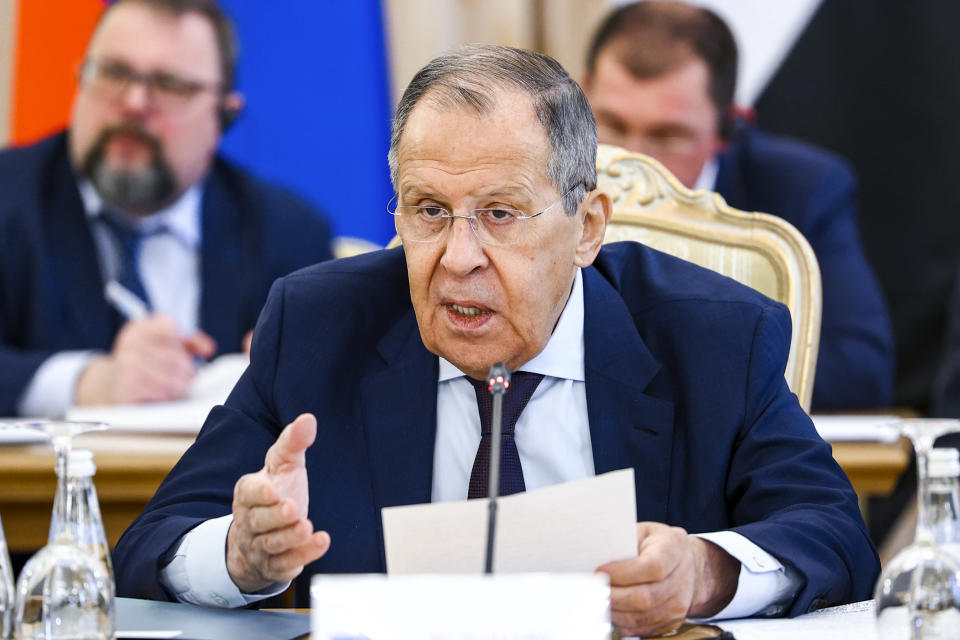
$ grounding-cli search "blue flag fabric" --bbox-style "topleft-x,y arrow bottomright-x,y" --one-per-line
217,1 -> 395,245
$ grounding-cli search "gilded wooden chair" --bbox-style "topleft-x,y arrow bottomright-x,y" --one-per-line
333,236 -> 384,259
596,143 -> 822,411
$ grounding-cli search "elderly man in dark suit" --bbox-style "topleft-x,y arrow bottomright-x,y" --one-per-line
115,45 -> 876,637
582,1 -> 894,411
0,0 -> 332,417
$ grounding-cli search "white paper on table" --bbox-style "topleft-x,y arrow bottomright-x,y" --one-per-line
0,425 -> 48,444
718,600 -> 880,640
811,414 -> 901,443
64,353 -> 248,434
382,468 -> 637,574
184,353 -> 249,402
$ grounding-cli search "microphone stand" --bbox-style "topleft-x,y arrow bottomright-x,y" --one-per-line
483,363 -> 511,574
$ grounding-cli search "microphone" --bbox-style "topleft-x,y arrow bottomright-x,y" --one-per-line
483,362 -> 510,574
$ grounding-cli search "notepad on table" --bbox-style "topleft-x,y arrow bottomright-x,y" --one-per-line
810,414 -> 901,443
65,353 -> 248,434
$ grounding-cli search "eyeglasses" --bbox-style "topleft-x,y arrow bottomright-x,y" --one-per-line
78,59 -> 223,109
388,185 -> 580,247
596,124 -> 700,157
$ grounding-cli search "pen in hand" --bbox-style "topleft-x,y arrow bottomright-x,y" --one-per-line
76,281 -> 218,405
103,280 -> 217,361
104,280 -> 149,321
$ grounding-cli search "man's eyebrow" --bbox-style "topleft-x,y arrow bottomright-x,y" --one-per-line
483,186 -> 528,198
593,107 -> 627,128
399,185 -> 440,200
93,55 -> 192,79
480,185 -> 542,209
92,55 -> 133,69
647,123 -> 698,137
398,184 -> 537,208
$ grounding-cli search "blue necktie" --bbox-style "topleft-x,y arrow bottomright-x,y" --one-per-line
467,372 -> 545,499
100,213 -> 154,310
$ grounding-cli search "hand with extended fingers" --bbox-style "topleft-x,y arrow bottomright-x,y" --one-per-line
226,413 -> 331,593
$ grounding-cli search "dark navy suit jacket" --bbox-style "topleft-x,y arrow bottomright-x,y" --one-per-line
716,127 -> 894,410
931,266 -> 960,418
114,243 -> 879,614
0,132 -> 333,415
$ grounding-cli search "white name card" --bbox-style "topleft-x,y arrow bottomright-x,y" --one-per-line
310,573 -> 611,640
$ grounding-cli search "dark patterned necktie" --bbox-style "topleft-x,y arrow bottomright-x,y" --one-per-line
466,371 -> 545,499
100,213 -> 157,310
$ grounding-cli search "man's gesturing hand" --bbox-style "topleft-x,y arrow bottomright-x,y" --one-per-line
596,522 -> 739,638
226,413 -> 331,593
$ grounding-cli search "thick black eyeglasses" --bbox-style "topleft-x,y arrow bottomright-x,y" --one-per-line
78,59 -> 223,109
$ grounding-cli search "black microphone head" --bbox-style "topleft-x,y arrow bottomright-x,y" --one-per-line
486,362 -> 511,394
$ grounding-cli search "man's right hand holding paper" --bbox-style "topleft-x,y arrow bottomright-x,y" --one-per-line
226,413 -> 331,593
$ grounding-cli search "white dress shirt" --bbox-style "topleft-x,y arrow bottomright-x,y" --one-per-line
16,182 -> 203,417
694,157 -> 719,192
432,269 -> 593,501
162,269 -> 799,617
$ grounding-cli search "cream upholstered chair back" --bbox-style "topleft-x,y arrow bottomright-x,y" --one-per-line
334,236 -> 384,259
596,144 -> 822,411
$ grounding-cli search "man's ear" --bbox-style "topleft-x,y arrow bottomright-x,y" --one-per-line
219,91 -> 246,131
574,188 -> 611,268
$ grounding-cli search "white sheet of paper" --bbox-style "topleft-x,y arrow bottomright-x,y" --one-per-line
0,424 -> 48,444
64,354 -> 248,433
810,414 -> 901,443
382,468 -> 637,574
185,354 -> 249,402
64,401 -> 214,434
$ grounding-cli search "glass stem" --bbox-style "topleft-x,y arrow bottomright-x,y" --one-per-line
915,447 -> 936,545
50,444 -> 72,544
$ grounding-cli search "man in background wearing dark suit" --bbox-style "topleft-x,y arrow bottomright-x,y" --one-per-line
115,45 -> 876,637
582,1 -> 894,411
0,0 -> 332,416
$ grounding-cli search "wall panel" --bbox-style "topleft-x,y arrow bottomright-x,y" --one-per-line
0,0 -> 17,146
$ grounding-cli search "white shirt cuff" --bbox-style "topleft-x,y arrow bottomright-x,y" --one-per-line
159,514 -> 290,608
17,351 -> 98,418
693,531 -> 800,619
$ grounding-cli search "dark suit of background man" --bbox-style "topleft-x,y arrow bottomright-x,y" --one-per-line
581,1 -> 894,411
114,45 -> 877,637
0,0 -> 332,417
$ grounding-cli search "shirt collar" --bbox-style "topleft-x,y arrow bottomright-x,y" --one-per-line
693,157 -> 719,192
80,180 -> 203,249
438,268 -> 585,382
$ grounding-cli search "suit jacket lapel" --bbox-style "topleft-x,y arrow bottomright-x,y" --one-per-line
42,140 -> 115,349
362,309 -> 439,512
198,168 -> 248,353
582,266 -> 675,523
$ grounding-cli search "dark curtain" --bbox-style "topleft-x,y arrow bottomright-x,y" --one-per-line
755,0 -> 960,412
